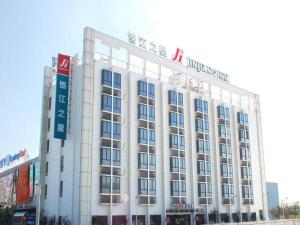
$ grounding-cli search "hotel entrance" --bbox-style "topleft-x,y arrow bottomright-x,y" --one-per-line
167,214 -> 190,225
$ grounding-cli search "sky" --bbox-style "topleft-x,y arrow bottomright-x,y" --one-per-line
0,0 -> 299,202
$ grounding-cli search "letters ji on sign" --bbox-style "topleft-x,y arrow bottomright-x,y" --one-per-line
57,54 -> 71,76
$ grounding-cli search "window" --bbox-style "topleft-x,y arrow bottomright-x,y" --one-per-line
46,140 -> 50,153
181,181 -> 186,196
171,181 -> 180,196
148,106 -> 155,121
180,158 -> 186,173
100,176 -> 111,193
178,93 -> 183,107
60,156 -> 64,172
138,81 -> 147,97
138,179 -> 148,195
138,104 -> 147,120
238,112 -> 248,125
218,106 -> 230,120
113,97 -> 121,113
169,112 -> 177,127
113,72 -> 121,89
242,185 -> 253,198
149,154 -> 156,170
198,183 -> 212,197
222,184 -> 234,198
148,83 -> 155,99
195,99 -> 208,114
149,130 -> 155,145
221,164 -> 233,177
197,161 -> 211,175
45,184 -> 47,199
219,125 -> 230,139
220,144 -> 232,157
112,177 -> 120,194
241,166 -> 252,179
113,123 -> 121,140
46,162 -> 48,176
168,90 -> 177,105
195,119 -> 209,133
178,113 -> 184,128
169,134 -> 178,149
138,153 -> 148,169
239,129 -> 249,142
196,139 -> 210,154
149,179 -> 156,195
138,128 -> 148,144
101,95 -> 112,111
61,140 -> 64,148
48,97 -> 52,110
113,149 -> 121,166
101,121 -> 111,138
100,148 -> 111,165
102,69 -> 112,86
48,118 -> 50,131
240,147 -> 251,160
59,181 -> 63,197
170,157 -> 179,172
179,135 -> 185,150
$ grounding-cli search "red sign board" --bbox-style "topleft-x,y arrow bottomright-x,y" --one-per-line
57,54 -> 71,76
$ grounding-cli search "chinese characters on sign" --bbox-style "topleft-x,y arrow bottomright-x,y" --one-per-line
54,54 -> 71,139
127,32 -> 167,58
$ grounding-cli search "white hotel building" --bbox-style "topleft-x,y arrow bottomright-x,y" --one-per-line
39,27 -> 268,225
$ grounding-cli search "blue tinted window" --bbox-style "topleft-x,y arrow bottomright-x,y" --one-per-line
138,104 -> 147,120
138,128 -> 148,144
100,148 -> 111,165
170,157 -> 179,172
180,158 -> 186,173
203,101 -> 208,114
178,93 -> 183,106
101,95 -> 112,112
197,139 -> 210,154
138,179 -> 148,195
113,149 -> 120,166
178,113 -> 184,128
102,69 -> 112,86
196,119 -> 209,133
113,97 -> 121,113
148,83 -> 155,99
181,181 -> 186,196
149,179 -> 156,195
100,176 -> 111,193
138,81 -> 147,96
113,73 -> 121,89
138,153 -> 148,169
113,123 -> 121,140
168,91 -> 177,105
101,121 -> 111,138
169,112 -> 177,126
149,130 -> 155,145
171,181 -> 180,196
169,134 -> 178,149
179,135 -> 185,150
148,106 -> 155,121
149,154 -> 156,170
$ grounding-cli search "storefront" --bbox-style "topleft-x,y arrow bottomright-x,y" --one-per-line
12,208 -> 36,225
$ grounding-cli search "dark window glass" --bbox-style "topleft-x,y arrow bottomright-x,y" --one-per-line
179,135 -> 185,150
113,149 -> 120,166
169,112 -> 177,127
112,177 -> 120,194
169,134 -> 178,149
100,148 -> 111,165
102,69 -> 112,86
196,119 -> 209,133
168,90 -> 177,105
138,104 -> 147,120
178,93 -> 183,106
148,106 -> 155,121
149,130 -> 155,145
59,181 -> 63,197
101,121 -> 111,138
138,179 -> 148,195
149,179 -> 156,195
113,97 -> 121,113
170,157 -> 179,172
181,181 -> 186,196
138,128 -> 148,144
101,95 -> 112,112
171,181 -> 180,196
138,81 -> 147,96
113,73 -> 121,89
149,154 -> 156,170
180,158 -> 186,173
113,123 -> 121,140
100,176 -> 111,193
148,83 -> 155,99
178,113 -> 184,128
138,153 -> 148,169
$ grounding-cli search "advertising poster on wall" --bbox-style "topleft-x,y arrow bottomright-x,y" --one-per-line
16,163 -> 30,204
29,163 -> 34,198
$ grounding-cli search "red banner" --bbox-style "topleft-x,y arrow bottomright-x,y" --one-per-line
57,54 -> 71,76
16,164 -> 30,204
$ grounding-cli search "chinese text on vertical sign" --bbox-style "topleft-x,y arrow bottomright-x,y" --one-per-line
54,54 -> 71,139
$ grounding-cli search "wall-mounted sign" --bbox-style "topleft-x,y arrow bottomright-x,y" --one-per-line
127,31 -> 229,83
54,54 -> 71,139
0,149 -> 29,173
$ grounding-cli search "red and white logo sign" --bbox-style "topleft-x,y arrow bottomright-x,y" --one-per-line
57,54 -> 71,76
172,48 -> 184,63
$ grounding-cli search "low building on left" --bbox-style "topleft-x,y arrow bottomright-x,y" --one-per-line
0,149 -> 39,225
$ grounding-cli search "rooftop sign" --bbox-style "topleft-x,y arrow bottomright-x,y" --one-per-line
127,32 -> 229,83
0,149 -> 30,173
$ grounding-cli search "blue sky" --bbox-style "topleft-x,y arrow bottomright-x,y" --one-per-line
1,0 -> 300,202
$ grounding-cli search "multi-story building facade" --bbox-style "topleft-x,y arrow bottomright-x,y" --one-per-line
39,27 -> 268,225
